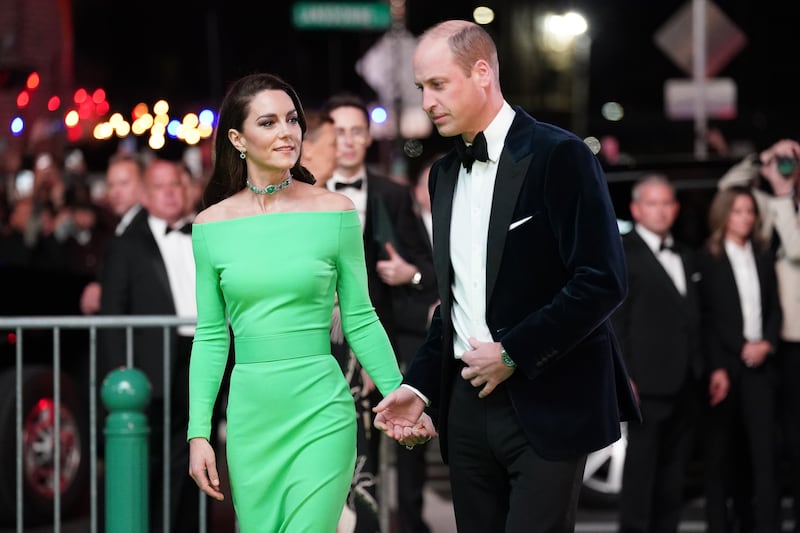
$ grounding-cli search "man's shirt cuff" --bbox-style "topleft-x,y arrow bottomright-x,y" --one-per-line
401,384 -> 431,407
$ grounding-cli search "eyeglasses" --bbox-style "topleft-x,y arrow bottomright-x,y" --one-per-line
335,127 -> 368,143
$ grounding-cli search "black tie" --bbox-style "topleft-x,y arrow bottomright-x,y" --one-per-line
455,132 -> 489,173
334,178 -> 363,191
659,240 -> 673,252
165,222 -> 192,235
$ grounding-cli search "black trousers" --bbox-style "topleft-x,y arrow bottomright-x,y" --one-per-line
447,371 -> 586,533
618,383 -> 700,533
703,364 -> 779,533
778,341 -> 800,532
396,440 -> 431,533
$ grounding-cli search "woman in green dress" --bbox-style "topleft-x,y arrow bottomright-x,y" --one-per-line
186,73 -> 434,532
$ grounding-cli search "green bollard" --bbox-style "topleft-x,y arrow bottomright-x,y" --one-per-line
102,367 -> 152,533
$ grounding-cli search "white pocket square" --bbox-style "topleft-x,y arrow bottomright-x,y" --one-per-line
509,216 -> 533,230
691,272 -> 702,282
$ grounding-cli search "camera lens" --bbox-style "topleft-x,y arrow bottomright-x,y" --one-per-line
775,156 -> 797,177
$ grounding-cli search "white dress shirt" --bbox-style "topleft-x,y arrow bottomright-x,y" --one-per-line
450,102 -> 516,358
421,210 -> 433,245
328,170 -> 367,229
634,225 -> 687,296
147,216 -> 197,336
724,239 -> 763,341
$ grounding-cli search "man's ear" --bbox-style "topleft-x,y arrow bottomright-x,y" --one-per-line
473,59 -> 493,87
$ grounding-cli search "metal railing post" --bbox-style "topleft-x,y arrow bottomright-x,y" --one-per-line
102,367 -> 151,533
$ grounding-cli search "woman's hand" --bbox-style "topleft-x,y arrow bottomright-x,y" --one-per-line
188,437 -> 224,501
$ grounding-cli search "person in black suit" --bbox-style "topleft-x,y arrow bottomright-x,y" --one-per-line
393,157 -> 441,533
374,20 -> 640,533
99,158 -> 199,533
699,186 -> 782,533
612,175 -> 704,533
321,93 -> 436,531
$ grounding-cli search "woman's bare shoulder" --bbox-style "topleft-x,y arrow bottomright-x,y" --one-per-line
306,187 -> 356,212
193,196 -> 241,224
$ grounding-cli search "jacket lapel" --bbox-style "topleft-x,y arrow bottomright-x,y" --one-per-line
431,156 -> 459,309
486,111 -> 534,303
631,231 -> 687,302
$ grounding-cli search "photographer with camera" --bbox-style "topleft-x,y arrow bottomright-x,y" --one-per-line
718,138 -> 800,530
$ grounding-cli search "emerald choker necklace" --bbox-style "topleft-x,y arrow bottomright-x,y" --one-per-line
246,176 -> 292,195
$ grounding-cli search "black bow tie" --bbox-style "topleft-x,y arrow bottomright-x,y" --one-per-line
334,178 -> 364,191
659,240 -> 674,252
454,132 -> 489,173
165,222 -> 192,235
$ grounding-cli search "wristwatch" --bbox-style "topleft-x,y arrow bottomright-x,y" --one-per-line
410,271 -> 422,286
500,346 -> 516,368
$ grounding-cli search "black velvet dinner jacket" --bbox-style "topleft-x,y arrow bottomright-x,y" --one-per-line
404,107 -> 640,462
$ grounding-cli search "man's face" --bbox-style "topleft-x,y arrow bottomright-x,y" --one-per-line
301,122 -> 338,184
630,182 -> 679,237
330,106 -> 371,174
141,161 -> 186,224
106,160 -> 143,216
413,36 -> 484,138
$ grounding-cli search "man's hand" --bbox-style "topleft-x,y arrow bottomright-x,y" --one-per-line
376,242 -> 417,286
373,387 -> 427,442
80,281 -> 102,315
360,368 -> 376,396
188,437 -> 224,501
708,369 -> 730,407
741,340 -> 772,369
460,337 -> 515,399
629,378 -> 640,405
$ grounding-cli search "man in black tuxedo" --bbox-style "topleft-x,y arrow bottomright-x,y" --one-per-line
322,93 -> 435,531
375,20 -> 640,533
323,93 -> 435,333
612,175 -> 704,533
99,158 -> 198,533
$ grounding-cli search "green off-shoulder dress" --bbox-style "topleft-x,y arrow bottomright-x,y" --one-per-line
187,209 -> 402,533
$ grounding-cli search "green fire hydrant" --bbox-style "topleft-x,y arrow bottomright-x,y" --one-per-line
101,367 -> 151,533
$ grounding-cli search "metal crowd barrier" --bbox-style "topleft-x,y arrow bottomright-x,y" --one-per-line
0,315 -> 204,533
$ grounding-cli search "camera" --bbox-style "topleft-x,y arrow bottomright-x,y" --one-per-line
775,156 -> 798,178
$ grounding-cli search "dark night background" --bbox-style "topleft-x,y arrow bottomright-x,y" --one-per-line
70,0 -> 799,162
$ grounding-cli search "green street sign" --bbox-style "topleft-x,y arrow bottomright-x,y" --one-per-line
292,2 -> 392,30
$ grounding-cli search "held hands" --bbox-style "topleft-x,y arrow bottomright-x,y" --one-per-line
460,337 -> 516,399
373,387 -> 438,447
376,242 -> 417,286
188,438 -> 224,501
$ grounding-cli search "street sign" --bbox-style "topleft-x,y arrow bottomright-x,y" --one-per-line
654,0 -> 746,77
292,2 -> 391,30
664,77 -> 736,120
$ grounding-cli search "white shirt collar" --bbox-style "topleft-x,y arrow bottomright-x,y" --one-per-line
635,224 -> 672,254
724,238 -> 754,258
481,101 -> 516,163
330,168 -> 367,185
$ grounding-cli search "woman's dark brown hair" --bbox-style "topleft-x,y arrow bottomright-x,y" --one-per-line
202,73 -> 315,208
705,185 -> 765,257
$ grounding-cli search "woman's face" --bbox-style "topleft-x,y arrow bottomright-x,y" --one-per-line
725,193 -> 756,242
230,89 -> 302,172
